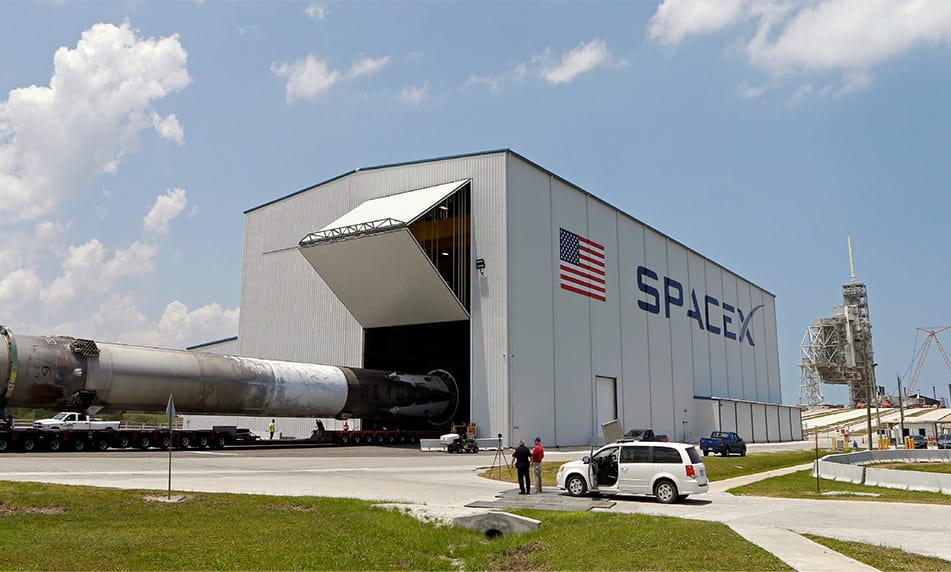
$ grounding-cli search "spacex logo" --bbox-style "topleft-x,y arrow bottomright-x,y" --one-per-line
635,265 -> 762,346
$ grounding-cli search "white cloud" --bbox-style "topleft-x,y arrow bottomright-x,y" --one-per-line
469,40 -> 619,93
466,64 -> 527,92
0,21 -> 190,221
238,25 -> 261,39
746,0 -> 951,75
110,299 -> 239,348
398,84 -> 428,106
271,55 -> 340,102
305,2 -> 328,21
151,112 -> 184,143
272,54 -> 393,102
540,39 -> 613,85
649,0 -> 749,47
144,187 -> 188,238
736,82 -> 767,99
649,0 -> 951,97
349,56 -> 390,78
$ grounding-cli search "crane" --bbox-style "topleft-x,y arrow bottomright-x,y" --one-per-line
906,327 -> 951,397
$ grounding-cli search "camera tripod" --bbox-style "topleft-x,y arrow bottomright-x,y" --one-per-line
489,433 -> 512,480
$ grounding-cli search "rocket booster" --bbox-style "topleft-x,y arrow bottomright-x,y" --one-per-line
0,326 -> 458,424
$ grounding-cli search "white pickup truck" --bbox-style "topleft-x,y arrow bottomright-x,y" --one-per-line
33,412 -> 120,431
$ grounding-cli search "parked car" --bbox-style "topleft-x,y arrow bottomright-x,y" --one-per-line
938,434 -> 951,449
909,434 -> 928,449
699,430 -> 747,457
556,441 -> 708,503
621,428 -> 669,442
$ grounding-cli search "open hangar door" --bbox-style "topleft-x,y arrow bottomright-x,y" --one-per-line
299,180 -> 472,430
363,321 -> 470,430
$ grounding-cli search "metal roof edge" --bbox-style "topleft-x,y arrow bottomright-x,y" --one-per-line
244,148 -> 775,297
243,148 -> 511,214
503,152 -> 777,298
187,336 -> 239,351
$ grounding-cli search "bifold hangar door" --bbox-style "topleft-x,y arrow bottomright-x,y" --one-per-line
298,179 -> 471,328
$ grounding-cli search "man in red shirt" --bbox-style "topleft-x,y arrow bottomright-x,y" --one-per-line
531,437 -> 545,493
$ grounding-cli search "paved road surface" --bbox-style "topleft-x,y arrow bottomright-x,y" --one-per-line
2,443 -> 948,571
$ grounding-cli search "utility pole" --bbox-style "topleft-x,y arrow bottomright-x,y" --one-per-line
898,375 -> 905,444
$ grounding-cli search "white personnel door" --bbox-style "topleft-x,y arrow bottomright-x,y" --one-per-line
595,376 -> 618,434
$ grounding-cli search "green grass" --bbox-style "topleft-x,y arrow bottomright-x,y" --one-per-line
0,481 -> 790,571
880,462 -> 951,474
701,450 -> 827,481
727,468 -> 951,504
805,534 -> 951,571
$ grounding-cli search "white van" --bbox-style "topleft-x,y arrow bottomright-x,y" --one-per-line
556,441 -> 708,503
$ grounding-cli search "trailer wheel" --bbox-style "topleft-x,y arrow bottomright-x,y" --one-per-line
196,435 -> 209,448
352,434 -> 362,445
73,439 -> 86,452
158,435 -> 171,450
0,437 -> 8,451
48,439 -> 61,452
398,434 -> 406,444
214,435 -> 226,449
115,435 -> 130,448
22,438 -> 36,452
94,438 -> 109,451
339,434 -> 350,445
178,435 -> 191,449
387,434 -> 396,444
376,434 -> 385,444
138,436 -> 151,449
408,434 -> 418,444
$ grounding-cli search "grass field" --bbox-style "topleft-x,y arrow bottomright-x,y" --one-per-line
0,481 -> 790,571
727,467 -> 951,504
805,535 -> 951,571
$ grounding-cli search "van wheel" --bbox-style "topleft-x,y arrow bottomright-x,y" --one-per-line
654,479 -> 678,504
565,474 -> 587,497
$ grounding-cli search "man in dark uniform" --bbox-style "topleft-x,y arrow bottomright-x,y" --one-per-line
511,438 -> 532,494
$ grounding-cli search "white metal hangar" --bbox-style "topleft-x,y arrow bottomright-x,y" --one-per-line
225,149 -> 801,446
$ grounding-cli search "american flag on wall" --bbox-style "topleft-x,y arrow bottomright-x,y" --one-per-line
558,228 -> 606,302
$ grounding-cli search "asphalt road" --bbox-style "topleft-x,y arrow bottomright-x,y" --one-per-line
2,442 -> 949,570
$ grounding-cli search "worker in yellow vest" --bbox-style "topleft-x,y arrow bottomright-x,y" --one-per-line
269,419 -> 276,439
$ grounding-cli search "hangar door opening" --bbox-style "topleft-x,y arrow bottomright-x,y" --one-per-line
299,181 -> 472,428
595,376 -> 618,432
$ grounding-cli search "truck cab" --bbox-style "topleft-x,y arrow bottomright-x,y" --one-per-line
556,441 -> 708,503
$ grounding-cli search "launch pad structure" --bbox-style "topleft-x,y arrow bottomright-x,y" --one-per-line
799,237 -> 877,408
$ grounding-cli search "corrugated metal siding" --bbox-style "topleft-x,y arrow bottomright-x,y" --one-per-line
239,152 -> 508,437
505,154 -> 786,445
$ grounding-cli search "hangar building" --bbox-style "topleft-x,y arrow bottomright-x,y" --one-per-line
214,150 -> 801,446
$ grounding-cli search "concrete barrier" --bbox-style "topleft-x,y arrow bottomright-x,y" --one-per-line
817,450 -> 951,493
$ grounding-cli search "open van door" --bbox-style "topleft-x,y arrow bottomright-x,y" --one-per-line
601,419 -> 623,444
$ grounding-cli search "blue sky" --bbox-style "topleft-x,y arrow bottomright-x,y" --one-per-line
1,0 -> 950,407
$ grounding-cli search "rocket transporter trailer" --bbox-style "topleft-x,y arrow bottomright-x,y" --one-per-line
0,417 -> 444,453
0,325 -> 458,453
